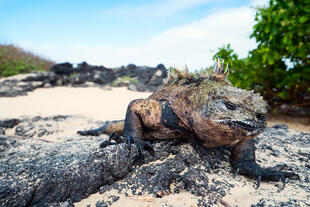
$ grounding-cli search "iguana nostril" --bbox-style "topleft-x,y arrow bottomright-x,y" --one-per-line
256,113 -> 266,121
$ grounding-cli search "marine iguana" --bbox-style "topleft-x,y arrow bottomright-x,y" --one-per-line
78,60 -> 298,188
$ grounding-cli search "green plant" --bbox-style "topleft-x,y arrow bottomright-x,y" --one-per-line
111,76 -> 139,87
250,0 -> 310,106
212,0 -> 310,107
70,72 -> 78,79
0,44 -> 55,77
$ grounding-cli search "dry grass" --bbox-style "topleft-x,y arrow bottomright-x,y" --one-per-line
0,44 -> 55,77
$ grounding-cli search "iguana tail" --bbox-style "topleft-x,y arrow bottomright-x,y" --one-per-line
77,120 -> 124,136
102,120 -> 124,135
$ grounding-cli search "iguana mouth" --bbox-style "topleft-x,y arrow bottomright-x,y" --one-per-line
230,120 -> 265,132
217,120 -> 266,132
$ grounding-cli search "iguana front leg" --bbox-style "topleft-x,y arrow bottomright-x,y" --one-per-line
231,139 -> 299,189
123,99 -> 154,156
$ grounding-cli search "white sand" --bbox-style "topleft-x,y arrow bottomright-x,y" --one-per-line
0,87 -> 151,120
75,191 -> 199,207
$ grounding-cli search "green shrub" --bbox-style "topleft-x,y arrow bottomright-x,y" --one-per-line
0,44 -> 55,77
211,0 -> 310,108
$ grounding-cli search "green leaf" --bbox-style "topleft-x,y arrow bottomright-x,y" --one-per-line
299,16 -> 307,23
267,55 -> 275,65
264,25 -> 271,33
278,91 -> 289,99
282,35 -> 288,44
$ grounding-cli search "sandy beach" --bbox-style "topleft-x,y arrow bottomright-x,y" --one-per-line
0,87 -> 151,121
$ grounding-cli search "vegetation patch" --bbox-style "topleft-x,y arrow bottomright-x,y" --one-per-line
111,76 -> 139,87
0,44 -> 55,77
202,0 -> 310,108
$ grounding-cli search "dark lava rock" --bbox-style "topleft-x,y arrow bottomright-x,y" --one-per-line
0,79 -> 32,97
253,198 -> 301,207
272,124 -> 289,129
277,104 -> 310,116
0,62 -> 167,97
0,136 -> 140,206
0,73 -> 53,97
0,119 -> 20,128
112,63 -> 167,92
50,62 -> 75,75
0,136 -> 16,152
0,117 -> 309,206
0,128 -> 4,135
95,195 -> 120,207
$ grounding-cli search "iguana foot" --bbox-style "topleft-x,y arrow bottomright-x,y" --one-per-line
99,133 -> 155,157
235,160 -> 299,190
99,132 -> 123,148
126,136 -> 155,157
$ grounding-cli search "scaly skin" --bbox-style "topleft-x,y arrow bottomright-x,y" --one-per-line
78,60 -> 299,189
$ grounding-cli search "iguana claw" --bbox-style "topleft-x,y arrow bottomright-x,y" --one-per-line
235,160 -> 299,190
127,136 -> 154,157
126,135 -> 133,154
99,132 -> 122,148
100,134 -> 155,157
136,140 -> 155,156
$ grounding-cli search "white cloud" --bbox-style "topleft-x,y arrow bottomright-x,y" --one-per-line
250,0 -> 269,8
132,6 -> 257,69
21,4 -> 258,71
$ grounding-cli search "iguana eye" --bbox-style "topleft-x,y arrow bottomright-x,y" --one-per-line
224,101 -> 237,110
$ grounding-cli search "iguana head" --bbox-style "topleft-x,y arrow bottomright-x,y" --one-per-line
204,86 -> 267,138
163,60 -> 268,146
187,60 -> 268,146
204,60 -> 267,139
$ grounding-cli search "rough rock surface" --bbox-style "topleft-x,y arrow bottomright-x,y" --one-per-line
0,62 -> 167,97
0,116 -> 309,206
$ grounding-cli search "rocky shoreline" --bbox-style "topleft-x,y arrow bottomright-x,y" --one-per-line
0,63 -> 309,206
0,62 -> 167,97
0,116 -> 309,206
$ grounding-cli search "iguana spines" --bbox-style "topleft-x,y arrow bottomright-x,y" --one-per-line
164,59 -> 229,87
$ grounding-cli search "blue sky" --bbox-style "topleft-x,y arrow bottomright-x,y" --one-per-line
0,0 -> 267,70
